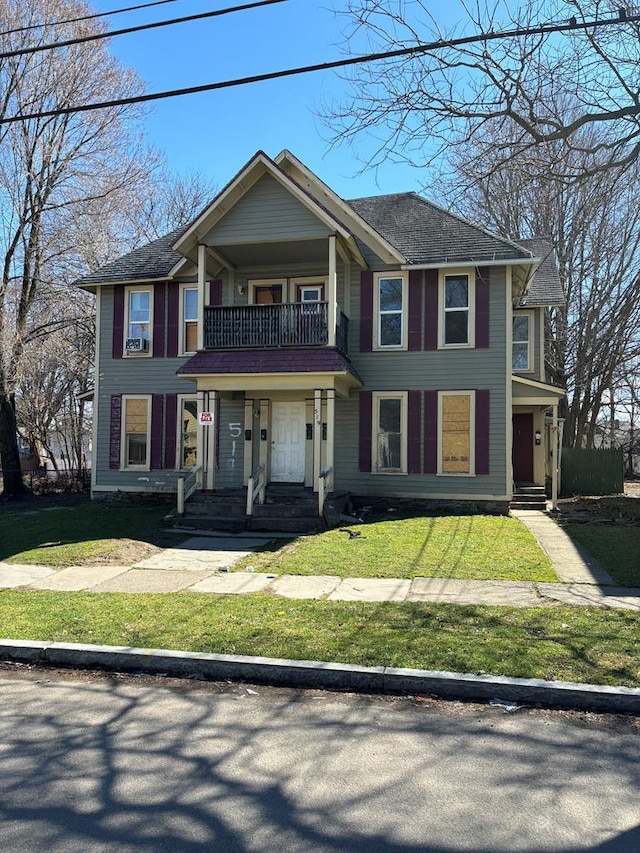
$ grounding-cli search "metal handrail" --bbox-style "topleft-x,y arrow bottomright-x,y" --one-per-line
318,465 -> 333,517
177,464 -> 203,515
246,463 -> 266,517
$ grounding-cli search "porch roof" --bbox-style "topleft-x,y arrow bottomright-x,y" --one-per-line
512,375 -> 565,406
177,347 -> 363,393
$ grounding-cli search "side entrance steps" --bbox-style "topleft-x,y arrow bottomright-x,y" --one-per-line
177,485 -> 350,534
510,483 -> 548,512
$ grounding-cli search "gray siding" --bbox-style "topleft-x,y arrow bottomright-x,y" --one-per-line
215,396 -> 246,489
204,175 -> 332,245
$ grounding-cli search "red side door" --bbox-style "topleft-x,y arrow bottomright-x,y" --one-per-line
512,413 -> 534,483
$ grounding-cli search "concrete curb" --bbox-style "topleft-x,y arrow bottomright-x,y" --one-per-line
2,639 -> 639,714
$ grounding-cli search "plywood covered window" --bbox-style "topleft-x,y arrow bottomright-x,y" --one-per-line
122,396 -> 150,468
439,392 -> 474,475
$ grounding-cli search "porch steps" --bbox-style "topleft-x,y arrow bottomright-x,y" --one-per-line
510,484 -> 548,512
179,486 -> 330,534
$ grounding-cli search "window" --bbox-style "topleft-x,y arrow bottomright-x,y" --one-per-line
179,397 -> 198,468
125,286 -> 152,354
512,312 -> 533,371
122,396 -> 150,469
181,286 -> 198,354
373,392 -> 407,473
297,284 -> 324,312
439,392 -> 475,475
439,271 -> 474,347
249,279 -> 285,304
374,273 -> 407,349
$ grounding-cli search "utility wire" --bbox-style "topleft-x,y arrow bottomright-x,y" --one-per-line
0,0 -> 288,60
0,1 -> 178,38
2,9 -> 639,125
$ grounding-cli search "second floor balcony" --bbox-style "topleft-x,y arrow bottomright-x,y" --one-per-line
204,302 -> 349,353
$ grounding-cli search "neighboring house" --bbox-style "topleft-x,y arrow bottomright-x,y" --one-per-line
76,150 -> 565,519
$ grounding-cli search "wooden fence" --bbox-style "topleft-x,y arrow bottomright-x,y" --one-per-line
561,448 -> 624,496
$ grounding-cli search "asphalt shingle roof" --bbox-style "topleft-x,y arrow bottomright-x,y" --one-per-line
517,238 -> 565,306
346,193 -> 532,265
177,347 -> 363,382
75,227 -> 184,287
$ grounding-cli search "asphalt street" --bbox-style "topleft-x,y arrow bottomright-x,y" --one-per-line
0,667 -> 638,852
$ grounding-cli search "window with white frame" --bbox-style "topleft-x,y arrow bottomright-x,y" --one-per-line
125,286 -> 152,354
122,396 -> 150,469
178,397 -> 198,468
375,273 -> 407,349
512,312 -> 533,371
373,391 -> 407,473
440,271 -> 474,347
249,279 -> 285,304
181,286 -> 198,354
438,391 -> 475,475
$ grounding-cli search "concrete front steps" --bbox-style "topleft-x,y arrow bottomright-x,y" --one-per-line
510,483 -> 548,511
178,485 -> 348,534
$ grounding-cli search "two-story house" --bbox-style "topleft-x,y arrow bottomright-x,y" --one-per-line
77,150 -> 565,526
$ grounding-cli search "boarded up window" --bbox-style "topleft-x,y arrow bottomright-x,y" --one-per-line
441,394 -> 471,473
124,398 -> 148,466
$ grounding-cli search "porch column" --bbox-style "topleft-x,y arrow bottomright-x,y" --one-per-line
197,244 -> 206,351
206,390 -> 217,491
326,389 -> 335,489
551,404 -> 559,510
243,398 -> 253,482
259,399 -> 270,475
328,235 -> 337,347
313,389 -> 323,490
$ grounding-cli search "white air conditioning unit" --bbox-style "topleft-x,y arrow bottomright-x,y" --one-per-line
125,337 -> 149,353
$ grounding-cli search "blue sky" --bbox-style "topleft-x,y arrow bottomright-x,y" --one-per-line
91,0 -> 458,198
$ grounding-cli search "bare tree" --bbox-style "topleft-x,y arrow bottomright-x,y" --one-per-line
438,122 -> 640,449
327,0 -> 640,179
0,0 -> 154,498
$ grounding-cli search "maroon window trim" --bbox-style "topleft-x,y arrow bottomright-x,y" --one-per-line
475,389 -> 490,475
358,390 -> 372,472
209,279 -> 223,306
152,282 -> 166,358
150,394 -> 164,470
407,390 -> 422,473
164,394 -> 178,470
109,395 -> 122,469
112,285 -> 125,359
475,267 -> 490,349
408,270 -> 423,351
360,271 -> 373,352
424,269 -> 438,351
423,390 -> 438,473
166,282 -> 180,358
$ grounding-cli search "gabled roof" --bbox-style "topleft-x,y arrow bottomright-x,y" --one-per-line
517,238 -> 565,306
346,193 -> 532,266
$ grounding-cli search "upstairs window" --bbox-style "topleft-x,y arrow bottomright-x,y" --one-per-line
440,272 -> 474,347
375,273 -> 407,349
125,287 -> 152,355
181,286 -> 198,354
512,312 -> 533,371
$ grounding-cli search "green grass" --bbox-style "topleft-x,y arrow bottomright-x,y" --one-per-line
563,523 -> 640,587
239,515 -> 557,582
0,590 -> 638,687
0,502 -> 173,566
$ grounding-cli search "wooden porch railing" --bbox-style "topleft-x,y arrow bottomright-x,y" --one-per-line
246,463 -> 266,517
318,465 -> 333,517
177,464 -> 203,515
204,303 -> 349,352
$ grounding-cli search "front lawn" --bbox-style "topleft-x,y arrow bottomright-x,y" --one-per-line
239,515 -> 557,582
0,590 -> 638,687
563,523 -> 640,587
0,501 -> 175,566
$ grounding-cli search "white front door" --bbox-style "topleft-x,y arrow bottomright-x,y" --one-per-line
271,401 -> 306,482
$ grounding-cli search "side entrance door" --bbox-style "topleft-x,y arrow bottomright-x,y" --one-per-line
512,412 -> 534,482
271,401 -> 306,483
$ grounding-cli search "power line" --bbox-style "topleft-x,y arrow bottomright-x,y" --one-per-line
2,9 -> 639,125
0,1 -> 178,38
0,0 -> 288,61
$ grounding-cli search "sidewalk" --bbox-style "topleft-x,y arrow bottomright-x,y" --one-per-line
1,512 -> 639,611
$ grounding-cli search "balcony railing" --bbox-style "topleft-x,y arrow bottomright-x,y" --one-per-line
204,302 -> 349,352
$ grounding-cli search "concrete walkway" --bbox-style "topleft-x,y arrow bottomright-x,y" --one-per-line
1,512 -> 639,611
